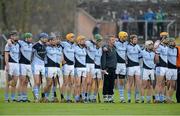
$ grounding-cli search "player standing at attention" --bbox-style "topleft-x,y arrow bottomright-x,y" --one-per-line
17,33 -> 33,102
4,31 -> 20,102
126,34 -> 142,103
154,32 -> 169,103
31,32 -> 48,102
141,40 -> 155,103
114,31 -> 128,103
166,38 -> 177,103
74,35 -> 87,103
85,35 -> 97,102
91,34 -> 103,102
61,33 -> 75,102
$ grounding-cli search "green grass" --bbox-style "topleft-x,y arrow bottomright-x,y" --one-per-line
0,89 -> 180,115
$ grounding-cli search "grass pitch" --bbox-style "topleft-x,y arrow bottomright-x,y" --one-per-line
0,89 -> 179,115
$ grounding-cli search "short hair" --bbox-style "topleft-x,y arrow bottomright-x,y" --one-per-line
130,34 -> 137,40
107,35 -> 115,39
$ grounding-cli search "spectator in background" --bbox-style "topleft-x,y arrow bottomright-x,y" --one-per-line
156,9 -> 166,36
92,23 -> 100,37
121,10 -> 129,32
145,8 -> 155,39
137,10 -> 145,37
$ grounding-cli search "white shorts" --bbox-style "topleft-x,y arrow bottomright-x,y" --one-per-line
46,67 -> 62,78
93,69 -> 102,79
32,64 -> 45,77
20,64 -> 32,77
156,67 -> 168,77
6,62 -> 19,76
116,63 -> 126,75
166,68 -> 177,80
127,66 -> 141,77
142,68 -> 155,80
63,64 -> 74,76
75,67 -> 86,78
86,63 -> 95,75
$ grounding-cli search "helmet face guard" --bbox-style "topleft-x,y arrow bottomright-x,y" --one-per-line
76,35 -> 85,44
94,34 -> 103,42
39,32 -> 49,43
118,31 -> 128,41
145,40 -> 154,50
66,33 -> 75,42
24,33 -> 33,38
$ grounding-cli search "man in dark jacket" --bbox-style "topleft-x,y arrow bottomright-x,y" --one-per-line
101,35 -> 117,103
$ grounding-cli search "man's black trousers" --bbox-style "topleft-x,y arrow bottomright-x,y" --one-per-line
103,68 -> 116,95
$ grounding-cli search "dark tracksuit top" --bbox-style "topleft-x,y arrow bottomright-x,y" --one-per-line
101,45 -> 117,95
101,45 -> 117,70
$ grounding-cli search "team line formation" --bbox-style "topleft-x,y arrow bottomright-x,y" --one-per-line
4,30 -> 179,104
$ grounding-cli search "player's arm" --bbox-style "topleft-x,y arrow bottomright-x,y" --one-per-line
4,51 -> 9,72
61,54 -> 66,65
4,44 -> 10,71
30,44 -> 36,63
154,47 -> 160,64
101,46 -> 108,74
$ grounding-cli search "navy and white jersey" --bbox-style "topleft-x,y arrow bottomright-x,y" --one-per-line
155,44 -> 168,67
94,47 -> 102,69
18,40 -> 33,64
31,41 -> 46,65
85,40 -> 97,63
61,41 -> 75,65
141,49 -> 155,69
126,43 -> 141,67
74,45 -> 86,68
5,42 -> 20,63
114,40 -> 128,63
167,47 -> 177,69
45,45 -> 63,67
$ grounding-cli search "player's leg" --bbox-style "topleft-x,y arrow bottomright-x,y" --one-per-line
155,67 -> 162,103
61,65 -> 71,102
4,70 -> 11,102
32,65 -> 41,102
50,67 -> 61,102
166,69 -> 177,103
69,74 -> 75,102
135,75 -> 141,103
44,78 -> 52,102
86,64 -> 94,102
18,64 -> 27,102
23,65 -> 33,102
10,63 -> 19,102
17,74 -> 23,102
141,79 -> 147,103
5,63 -> 11,102
147,70 -> 155,103
5,63 -> 12,102
141,69 -> 147,103
134,66 -> 141,103
63,69 -> 74,103
43,67 -> 54,102
66,66 -> 74,103
82,70 -> 87,103
146,79 -> 152,103
127,67 -> 134,103
91,69 -> 99,102
118,64 -> 126,103
5,63 -> 13,102
159,67 -> 167,103
74,68 -> 81,102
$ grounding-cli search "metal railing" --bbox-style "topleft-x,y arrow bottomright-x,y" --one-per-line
119,19 -> 176,41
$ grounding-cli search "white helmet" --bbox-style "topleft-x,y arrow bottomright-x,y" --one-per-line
145,40 -> 153,48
